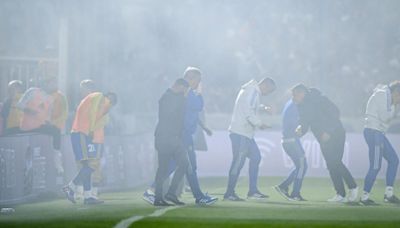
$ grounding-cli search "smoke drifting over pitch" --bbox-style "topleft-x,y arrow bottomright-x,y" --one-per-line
1,0 -> 400,133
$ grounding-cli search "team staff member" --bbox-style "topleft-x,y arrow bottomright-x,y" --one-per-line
171,67 -> 217,205
275,84 -> 308,201
63,91 -> 117,205
224,77 -> 276,201
361,81 -> 400,205
17,77 -> 64,174
296,88 -> 358,203
1,80 -> 24,135
48,78 -> 68,133
153,78 -> 189,206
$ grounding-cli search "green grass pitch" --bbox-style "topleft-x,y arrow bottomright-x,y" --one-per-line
1,177 -> 400,227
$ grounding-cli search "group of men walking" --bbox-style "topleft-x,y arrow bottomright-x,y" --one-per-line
147,66 -> 400,207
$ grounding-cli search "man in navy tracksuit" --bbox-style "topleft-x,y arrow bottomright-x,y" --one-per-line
178,67 -> 218,205
361,81 -> 400,205
275,84 -> 308,201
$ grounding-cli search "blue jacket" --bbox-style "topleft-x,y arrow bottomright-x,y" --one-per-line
184,89 -> 204,137
282,99 -> 300,139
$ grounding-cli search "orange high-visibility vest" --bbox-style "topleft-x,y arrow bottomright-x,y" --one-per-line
50,91 -> 68,130
72,92 -> 110,143
18,88 -> 51,131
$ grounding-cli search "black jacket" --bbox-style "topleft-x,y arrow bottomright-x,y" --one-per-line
298,88 -> 344,141
154,89 -> 185,143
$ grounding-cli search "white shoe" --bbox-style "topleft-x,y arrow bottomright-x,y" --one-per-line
145,188 -> 155,196
75,186 -> 84,200
91,187 -> 99,198
348,187 -> 358,202
327,194 -> 348,203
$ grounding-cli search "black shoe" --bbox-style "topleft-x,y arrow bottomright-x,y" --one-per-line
164,193 -> 185,205
84,197 -> 104,205
289,195 -> 307,201
154,199 -> 174,206
223,193 -> 245,201
360,198 -> 379,206
247,191 -> 269,200
384,195 -> 400,204
274,185 -> 290,200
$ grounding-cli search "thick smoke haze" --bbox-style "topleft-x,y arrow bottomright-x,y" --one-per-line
1,0 -> 400,133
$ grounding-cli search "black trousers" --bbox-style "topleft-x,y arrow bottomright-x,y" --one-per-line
154,136 -> 189,201
320,130 -> 357,197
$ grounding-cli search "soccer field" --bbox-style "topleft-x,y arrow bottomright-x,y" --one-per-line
1,177 -> 400,228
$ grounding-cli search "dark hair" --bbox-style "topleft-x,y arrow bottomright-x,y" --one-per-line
105,92 -> 118,106
259,77 -> 276,86
389,80 -> 400,93
174,78 -> 189,87
291,83 -> 309,93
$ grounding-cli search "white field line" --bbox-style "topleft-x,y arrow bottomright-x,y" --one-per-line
114,206 -> 182,228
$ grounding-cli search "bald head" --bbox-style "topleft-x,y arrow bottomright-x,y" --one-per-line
183,66 -> 202,90
80,79 -> 96,98
7,80 -> 24,97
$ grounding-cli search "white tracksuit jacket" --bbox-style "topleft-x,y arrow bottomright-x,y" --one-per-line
228,80 -> 263,139
365,85 -> 399,133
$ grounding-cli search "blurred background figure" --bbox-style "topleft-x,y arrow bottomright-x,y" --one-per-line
1,80 -> 24,135
17,77 -> 65,175
47,77 -> 69,134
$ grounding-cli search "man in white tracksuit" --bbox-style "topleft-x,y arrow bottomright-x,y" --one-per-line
224,78 -> 276,201
361,81 -> 400,205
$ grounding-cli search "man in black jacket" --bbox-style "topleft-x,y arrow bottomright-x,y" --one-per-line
153,78 -> 190,206
296,88 -> 358,203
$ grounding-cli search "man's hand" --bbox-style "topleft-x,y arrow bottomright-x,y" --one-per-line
321,132 -> 331,142
259,104 -> 273,114
295,125 -> 303,136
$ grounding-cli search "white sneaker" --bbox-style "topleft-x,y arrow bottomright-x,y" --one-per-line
91,187 -> 99,198
348,187 -> 358,202
75,186 -> 84,200
145,188 -> 155,196
327,194 -> 348,203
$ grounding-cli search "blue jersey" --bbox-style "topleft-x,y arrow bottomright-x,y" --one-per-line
282,99 -> 300,139
184,89 -> 204,137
